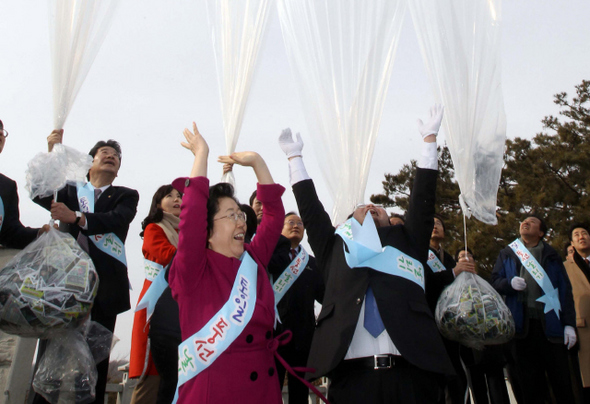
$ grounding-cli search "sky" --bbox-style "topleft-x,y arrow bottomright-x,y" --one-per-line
1,1 -> 589,360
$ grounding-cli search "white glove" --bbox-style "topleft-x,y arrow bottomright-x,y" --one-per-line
417,104 -> 444,139
564,325 -> 577,349
278,128 -> 304,158
511,276 -> 527,291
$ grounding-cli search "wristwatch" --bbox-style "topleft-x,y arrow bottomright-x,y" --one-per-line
75,211 -> 82,225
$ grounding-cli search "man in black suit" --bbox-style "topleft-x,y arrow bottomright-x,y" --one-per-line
268,212 -> 324,404
33,129 -> 139,404
277,105 -> 454,403
0,119 -> 46,250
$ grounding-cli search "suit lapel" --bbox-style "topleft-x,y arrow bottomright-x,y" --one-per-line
95,186 -> 116,212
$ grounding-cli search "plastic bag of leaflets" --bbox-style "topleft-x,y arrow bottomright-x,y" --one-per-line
435,272 -> 515,350
0,226 -> 112,404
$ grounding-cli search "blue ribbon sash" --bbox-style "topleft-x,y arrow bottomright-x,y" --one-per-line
176,252 -> 258,389
508,239 -> 562,319
76,183 -> 127,266
335,213 -> 425,290
135,262 -> 169,321
427,250 -> 446,273
0,196 -> 4,233
273,247 -> 309,305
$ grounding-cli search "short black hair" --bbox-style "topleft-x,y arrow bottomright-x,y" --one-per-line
285,211 -> 298,218
207,183 -> 240,239
140,184 -> 181,237
526,213 -> 548,238
569,223 -> 590,241
249,190 -> 257,207
390,213 -> 405,220
433,213 -> 446,232
563,241 -> 573,258
240,204 -> 257,243
454,246 -> 474,262
88,139 -> 122,160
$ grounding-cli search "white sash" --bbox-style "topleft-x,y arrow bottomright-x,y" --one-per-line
427,250 -> 446,273
273,247 -> 310,305
176,252 -> 258,390
0,195 -> 4,233
76,183 -> 127,266
335,214 -> 425,290
508,239 -> 562,318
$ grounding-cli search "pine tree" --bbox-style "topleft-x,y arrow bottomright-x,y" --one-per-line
371,80 -> 590,277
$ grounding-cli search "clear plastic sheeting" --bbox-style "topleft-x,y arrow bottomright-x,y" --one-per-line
49,0 -> 120,129
32,321 -> 113,404
25,144 -> 93,200
435,272 -> 515,350
205,0 -> 274,186
408,0 -> 506,225
278,0 -> 407,224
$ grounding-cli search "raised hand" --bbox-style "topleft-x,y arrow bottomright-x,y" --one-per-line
218,151 -> 261,168
278,128 -> 304,159
47,129 -> 64,152
417,104 -> 444,142
181,122 -> 209,157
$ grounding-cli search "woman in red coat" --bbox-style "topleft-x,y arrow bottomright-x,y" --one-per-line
129,184 -> 182,404
169,123 -> 284,403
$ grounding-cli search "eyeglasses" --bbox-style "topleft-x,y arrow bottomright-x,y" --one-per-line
214,211 -> 247,223
0,129 -> 8,138
286,220 -> 303,227
355,204 -> 384,209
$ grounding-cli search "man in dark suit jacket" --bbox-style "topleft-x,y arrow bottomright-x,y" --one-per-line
277,105 -> 454,404
268,212 -> 324,404
32,130 -> 139,404
0,119 -> 44,250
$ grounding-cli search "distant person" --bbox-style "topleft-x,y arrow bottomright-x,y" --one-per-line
250,190 -> 263,224
491,215 -> 577,404
169,123 -> 285,403
427,214 -> 474,404
564,223 -> 590,402
455,247 -> 511,404
565,241 -> 576,264
388,213 -> 405,226
268,212 -> 324,404
0,119 -> 49,255
33,129 -> 139,404
129,185 -> 182,404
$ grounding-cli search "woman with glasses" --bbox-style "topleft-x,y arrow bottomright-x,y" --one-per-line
169,123 -> 285,403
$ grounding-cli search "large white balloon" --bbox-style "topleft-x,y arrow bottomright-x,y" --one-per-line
205,0 -> 274,186
49,0 -> 120,129
277,0 -> 407,224
409,0 -> 507,225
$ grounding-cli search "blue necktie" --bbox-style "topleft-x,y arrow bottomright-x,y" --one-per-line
364,286 -> 385,338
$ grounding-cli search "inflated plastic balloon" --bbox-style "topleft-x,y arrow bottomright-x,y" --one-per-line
49,0 -> 120,129
408,0 -> 506,225
277,0 -> 407,224
205,0 -> 274,186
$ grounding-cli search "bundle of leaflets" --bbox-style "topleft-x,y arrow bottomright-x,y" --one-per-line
435,272 -> 515,349
0,227 -> 98,337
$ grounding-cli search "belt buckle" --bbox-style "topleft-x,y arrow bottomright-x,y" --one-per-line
373,354 -> 392,370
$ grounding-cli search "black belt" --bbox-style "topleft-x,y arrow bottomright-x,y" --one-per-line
339,354 -> 409,371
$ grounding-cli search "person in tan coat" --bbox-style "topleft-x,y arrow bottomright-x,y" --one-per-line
565,223 -> 590,403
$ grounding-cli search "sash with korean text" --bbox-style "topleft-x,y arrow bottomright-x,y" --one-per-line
144,259 -> 163,281
176,252 -> 258,389
0,196 -> 4,233
273,247 -> 309,305
335,214 -> 425,290
76,183 -> 127,266
509,238 -> 562,318
427,250 -> 446,273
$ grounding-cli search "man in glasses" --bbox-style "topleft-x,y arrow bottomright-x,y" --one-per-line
268,212 -> 324,403
0,119 -> 47,252
278,105 -> 454,403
